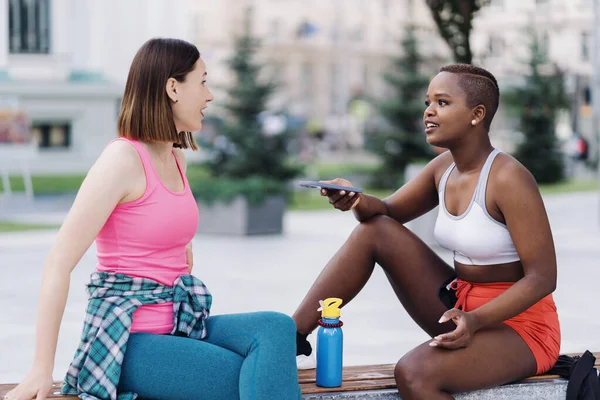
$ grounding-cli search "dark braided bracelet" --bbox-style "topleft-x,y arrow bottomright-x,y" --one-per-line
318,319 -> 344,328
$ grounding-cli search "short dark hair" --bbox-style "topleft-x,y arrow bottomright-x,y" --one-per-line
117,38 -> 200,150
439,64 -> 500,129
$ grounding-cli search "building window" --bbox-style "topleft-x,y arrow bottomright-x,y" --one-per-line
363,63 -> 369,92
349,26 -> 365,42
540,32 -> 550,56
581,31 -> 590,61
300,62 -> 313,114
301,62 -> 313,92
271,63 -> 283,85
383,29 -> 393,45
381,0 -> 390,16
583,86 -> 592,105
270,19 -> 281,41
9,0 -> 50,54
330,63 -> 340,114
31,122 -> 71,149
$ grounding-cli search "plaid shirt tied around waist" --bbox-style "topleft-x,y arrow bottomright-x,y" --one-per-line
61,272 -> 212,400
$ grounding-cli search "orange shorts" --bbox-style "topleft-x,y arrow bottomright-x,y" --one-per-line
449,279 -> 561,375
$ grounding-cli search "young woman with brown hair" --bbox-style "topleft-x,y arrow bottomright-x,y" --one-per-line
6,38 -> 301,400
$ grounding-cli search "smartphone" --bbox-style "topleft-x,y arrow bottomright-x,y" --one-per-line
298,180 -> 364,193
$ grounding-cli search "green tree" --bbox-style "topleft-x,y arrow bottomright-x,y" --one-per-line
196,25 -> 303,203
503,32 -> 569,184
425,0 -> 490,64
368,25 -> 434,187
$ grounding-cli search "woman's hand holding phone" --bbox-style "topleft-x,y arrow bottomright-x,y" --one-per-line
320,178 -> 361,211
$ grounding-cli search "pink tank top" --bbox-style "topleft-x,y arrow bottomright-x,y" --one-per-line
95,137 -> 199,334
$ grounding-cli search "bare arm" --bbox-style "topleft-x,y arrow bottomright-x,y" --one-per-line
351,152 -> 452,223
468,161 -> 557,328
9,141 -> 138,400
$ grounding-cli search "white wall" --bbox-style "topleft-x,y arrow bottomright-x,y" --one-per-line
99,0 -> 194,85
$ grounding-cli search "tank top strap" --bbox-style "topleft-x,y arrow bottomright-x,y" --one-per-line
110,137 -> 158,190
171,150 -> 189,187
438,162 -> 456,193
473,148 -> 502,206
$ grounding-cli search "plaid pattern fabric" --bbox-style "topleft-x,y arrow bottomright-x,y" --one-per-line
61,272 -> 212,400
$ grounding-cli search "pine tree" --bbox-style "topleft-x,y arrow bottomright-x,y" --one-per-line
368,25 -> 434,187
196,24 -> 303,203
503,32 -> 569,184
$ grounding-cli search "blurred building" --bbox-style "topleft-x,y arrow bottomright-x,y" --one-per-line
190,0 -> 449,149
0,0 -> 193,174
471,0 -> 595,153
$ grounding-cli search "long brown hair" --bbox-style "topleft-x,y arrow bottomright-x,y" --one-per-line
117,38 -> 200,150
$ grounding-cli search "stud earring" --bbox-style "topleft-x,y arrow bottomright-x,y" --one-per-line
471,119 -> 476,126
175,99 -> 178,103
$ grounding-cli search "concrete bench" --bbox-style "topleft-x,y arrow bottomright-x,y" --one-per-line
1,352 -> 597,399
300,351 -> 600,399
299,364 -> 581,399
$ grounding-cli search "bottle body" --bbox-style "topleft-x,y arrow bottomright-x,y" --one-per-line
316,317 -> 343,387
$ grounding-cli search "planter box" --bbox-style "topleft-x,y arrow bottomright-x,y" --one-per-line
197,195 -> 286,235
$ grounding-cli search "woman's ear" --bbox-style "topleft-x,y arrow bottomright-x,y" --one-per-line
165,77 -> 178,103
472,105 -> 486,126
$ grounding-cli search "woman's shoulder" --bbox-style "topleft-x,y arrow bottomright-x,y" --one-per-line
492,152 -> 535,184
102,139 -> 142,164
92,139 -> 145,178
490,151 -> 539,197
426,150 -> 455,183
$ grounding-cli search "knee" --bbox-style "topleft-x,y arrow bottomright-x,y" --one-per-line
257,311 -> 297,335
354,215 -> 395,237
394,356 -> 437,396
353,215 -> 409,249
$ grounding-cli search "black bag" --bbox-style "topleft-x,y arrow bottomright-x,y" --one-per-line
547,350 -> 600,400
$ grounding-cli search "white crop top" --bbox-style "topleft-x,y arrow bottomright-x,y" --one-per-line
433,149 -> 520,265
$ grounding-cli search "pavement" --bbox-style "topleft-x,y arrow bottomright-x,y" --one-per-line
0,191 -> 599,383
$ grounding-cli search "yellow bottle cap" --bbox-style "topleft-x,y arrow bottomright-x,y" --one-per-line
318,298 -> 343,319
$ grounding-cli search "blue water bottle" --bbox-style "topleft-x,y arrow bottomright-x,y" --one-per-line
316,298 -> 344,388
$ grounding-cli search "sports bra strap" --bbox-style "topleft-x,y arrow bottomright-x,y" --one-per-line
473,148 -> 501,206
439,162 -> 456,193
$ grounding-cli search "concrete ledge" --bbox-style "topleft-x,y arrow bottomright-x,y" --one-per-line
302,378 -> 567,399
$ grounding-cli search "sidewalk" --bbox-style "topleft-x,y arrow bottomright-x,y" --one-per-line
1,192 -> 599,382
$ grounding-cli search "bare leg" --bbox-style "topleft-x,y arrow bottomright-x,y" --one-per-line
292,215 -> 456,337
394,324 -> 537,399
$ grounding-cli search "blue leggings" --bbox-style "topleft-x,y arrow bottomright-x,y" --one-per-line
118,311 -> 302,400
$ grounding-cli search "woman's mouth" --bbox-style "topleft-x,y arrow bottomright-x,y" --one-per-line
425,122 -> 439,134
